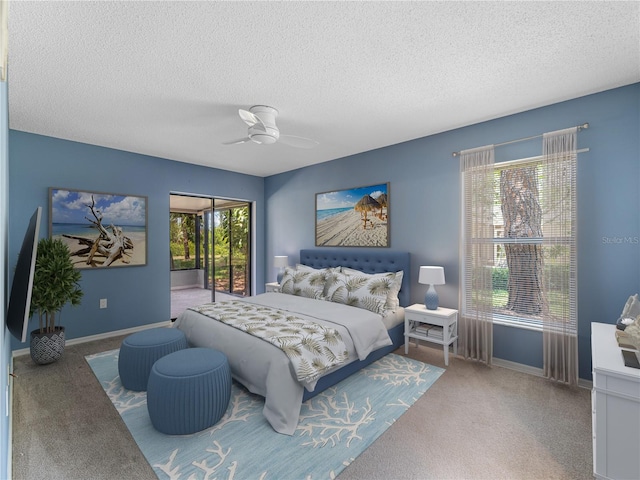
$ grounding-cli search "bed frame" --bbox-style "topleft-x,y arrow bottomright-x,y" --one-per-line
299,248 -> 410,401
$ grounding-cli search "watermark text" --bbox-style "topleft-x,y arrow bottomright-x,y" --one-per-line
602,236 -> 639,245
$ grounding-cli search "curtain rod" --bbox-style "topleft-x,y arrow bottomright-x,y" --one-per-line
451,122 -> 589,157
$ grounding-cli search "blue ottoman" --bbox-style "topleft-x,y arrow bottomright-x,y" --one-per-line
118,328 -> 187,391
147,348 -> 232,435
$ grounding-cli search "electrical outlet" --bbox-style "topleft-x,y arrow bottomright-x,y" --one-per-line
100,298 -> 107,309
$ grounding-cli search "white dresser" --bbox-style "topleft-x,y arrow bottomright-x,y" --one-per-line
591,322 -> 640,480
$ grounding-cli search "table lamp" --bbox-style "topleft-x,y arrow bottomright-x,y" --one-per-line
274,256 -> 288,284
419,266 -> 445,310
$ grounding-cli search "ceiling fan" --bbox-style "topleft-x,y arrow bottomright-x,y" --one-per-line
223,105 -> 319,149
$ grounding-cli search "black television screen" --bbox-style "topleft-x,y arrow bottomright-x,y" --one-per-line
7,207 -> 42,343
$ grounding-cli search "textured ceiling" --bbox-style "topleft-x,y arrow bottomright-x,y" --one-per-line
7,1 -> 640,177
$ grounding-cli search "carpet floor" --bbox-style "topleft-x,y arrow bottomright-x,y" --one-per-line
12,336 -> 593,479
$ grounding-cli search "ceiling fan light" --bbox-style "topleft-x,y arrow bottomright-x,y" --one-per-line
251,134 -> 277,145
224,105 -> 316,148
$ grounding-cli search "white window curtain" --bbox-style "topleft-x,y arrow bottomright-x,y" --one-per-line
459,145 -> 495,365
541,127 -> 578,386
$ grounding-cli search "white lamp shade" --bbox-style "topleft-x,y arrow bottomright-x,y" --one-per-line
418,266 -> 445,285
274,256 -> 289,268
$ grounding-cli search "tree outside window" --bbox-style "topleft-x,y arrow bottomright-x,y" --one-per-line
488,160 -> 571,325
170,213 -> 200,270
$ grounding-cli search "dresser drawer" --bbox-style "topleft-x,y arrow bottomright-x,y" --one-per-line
593,368 -> 640,401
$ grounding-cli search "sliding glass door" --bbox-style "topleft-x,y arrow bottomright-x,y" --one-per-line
170,195 -> 251,318
212,201 -> 251,297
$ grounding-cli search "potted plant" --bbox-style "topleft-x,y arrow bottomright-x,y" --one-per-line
29,237 -> 83,365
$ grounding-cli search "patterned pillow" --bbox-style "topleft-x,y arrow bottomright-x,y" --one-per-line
279,265 -> 330,300
279,266 -> 297,294
325,271 -> 397,315
340,267 -> 403,313
296,264 -> 340,276
297,264 -> 341,296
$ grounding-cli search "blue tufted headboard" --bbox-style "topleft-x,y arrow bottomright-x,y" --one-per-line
299,248 -> 411,307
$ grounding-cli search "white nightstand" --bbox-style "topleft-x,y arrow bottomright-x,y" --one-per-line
404,304 -> 458,366
265,282 -> 280,293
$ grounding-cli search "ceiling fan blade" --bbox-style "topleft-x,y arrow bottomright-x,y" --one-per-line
278,134 -> 319,149
238,109 -> 265,128
222,137 -> 251,145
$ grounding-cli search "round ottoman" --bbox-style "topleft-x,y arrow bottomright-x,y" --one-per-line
147,348 -> 232,435
118,328 -> 187,391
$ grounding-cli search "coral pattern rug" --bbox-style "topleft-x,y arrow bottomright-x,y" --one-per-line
86,350 -> 443,479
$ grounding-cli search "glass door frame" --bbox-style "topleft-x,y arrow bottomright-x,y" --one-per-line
170,193 -> 253,306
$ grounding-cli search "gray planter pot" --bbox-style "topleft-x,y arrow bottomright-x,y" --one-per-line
30,327 -> 66,365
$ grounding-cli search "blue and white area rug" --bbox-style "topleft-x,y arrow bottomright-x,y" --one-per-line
86,350 -> 443,479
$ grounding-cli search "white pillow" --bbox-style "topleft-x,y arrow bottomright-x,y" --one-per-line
340,267 -> 403,313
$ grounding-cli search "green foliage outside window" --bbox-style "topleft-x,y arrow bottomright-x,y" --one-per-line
486,266 -> 568,317
170,206 -> 250,295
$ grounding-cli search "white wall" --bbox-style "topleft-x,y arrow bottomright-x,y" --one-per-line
1,77 -> 11,480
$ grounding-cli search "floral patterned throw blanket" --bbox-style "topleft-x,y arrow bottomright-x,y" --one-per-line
189,301 -> 349,384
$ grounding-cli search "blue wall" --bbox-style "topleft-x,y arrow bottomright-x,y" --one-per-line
265,83 -> 640,380
8,132 -> 265,350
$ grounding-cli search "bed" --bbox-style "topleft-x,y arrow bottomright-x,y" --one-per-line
173,248 -> 410,435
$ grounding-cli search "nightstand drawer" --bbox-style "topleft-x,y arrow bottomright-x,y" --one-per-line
406,310 -> 448,326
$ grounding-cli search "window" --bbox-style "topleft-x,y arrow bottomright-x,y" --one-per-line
462,154 -> 577,332
170,212 -> 202,271
460,128 -> 579,382
169,212 -> 203,270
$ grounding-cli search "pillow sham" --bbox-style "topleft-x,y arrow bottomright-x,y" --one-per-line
279,266 -> 297,294
295,264 -> 341,276
325,271 -> 398,316
279,265 -> 336,300
296,264 -> 341,296
340,267 -> 403,313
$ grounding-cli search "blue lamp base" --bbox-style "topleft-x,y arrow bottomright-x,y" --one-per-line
425,284 -> 439,310
277,271 -> 284,284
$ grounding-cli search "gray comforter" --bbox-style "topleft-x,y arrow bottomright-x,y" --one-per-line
173,292 -> 392,435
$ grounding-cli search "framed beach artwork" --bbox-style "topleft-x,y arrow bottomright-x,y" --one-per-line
49,188 -> 147,269
315,183 -> 389,247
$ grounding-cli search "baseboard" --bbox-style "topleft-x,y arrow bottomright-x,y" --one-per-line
171,285 -> 202,291
492,357 -> 592,390
492,357 -> 544,377
11,321 -> 172,358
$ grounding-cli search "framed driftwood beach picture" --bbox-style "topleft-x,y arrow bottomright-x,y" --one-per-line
49,188 -> 147,269
315,182 -> 389,247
